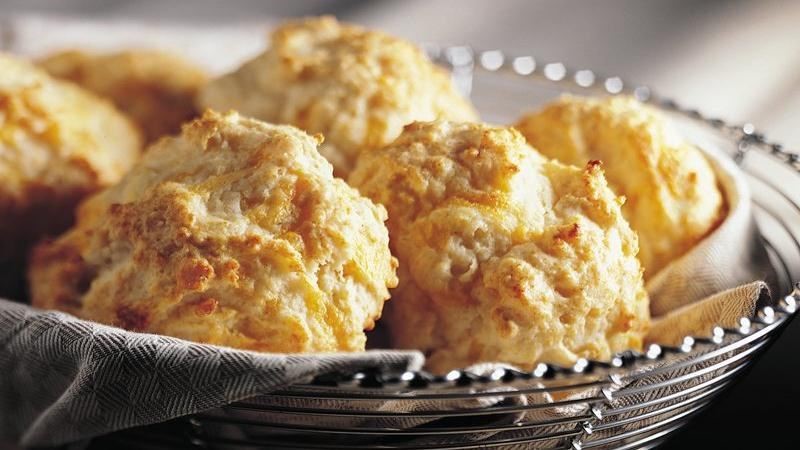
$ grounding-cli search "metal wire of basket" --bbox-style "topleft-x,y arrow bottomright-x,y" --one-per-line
96,47 -> 800,450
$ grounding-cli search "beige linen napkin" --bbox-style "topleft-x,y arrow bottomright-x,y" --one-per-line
645,142 -> 776,342
646,143 -> 774,315
647,281 -> 768,346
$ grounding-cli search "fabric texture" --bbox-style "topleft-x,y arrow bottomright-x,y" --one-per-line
645,144 -> 775,317
0,300 -> 423,446
643,143 -> 776,342
647,281 -> 768,346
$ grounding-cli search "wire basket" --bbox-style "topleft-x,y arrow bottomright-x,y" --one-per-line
95,47 -> 800,450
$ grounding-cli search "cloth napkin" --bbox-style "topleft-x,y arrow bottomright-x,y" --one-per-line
0,300 -> 423,447
644,139 -> 776,341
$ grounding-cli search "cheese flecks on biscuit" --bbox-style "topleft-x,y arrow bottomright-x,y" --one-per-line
515,95 -> 724,277
198,16 -> 478,177
350,121 -> 649,373
29,110 -> 397,353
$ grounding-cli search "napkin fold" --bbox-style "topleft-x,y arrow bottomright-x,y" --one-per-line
644,141 -> 776,343
645,143 -> 775,317
648,281 -> 769,346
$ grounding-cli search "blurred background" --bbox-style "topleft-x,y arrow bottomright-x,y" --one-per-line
1,0 -> 798,149
1,1 -> 798,448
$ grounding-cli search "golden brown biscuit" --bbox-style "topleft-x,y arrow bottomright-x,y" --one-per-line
514,95 -> 724,277
0,53 -> 141,299
197,16 -> 478,177
350,121 -> 649,372
40,49 -> 208,143
29,110 -> 397,353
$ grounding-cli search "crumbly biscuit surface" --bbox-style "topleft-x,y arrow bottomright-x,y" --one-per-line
515,95 -> 724,276
350,121 -> 649,372
29,110 -> 397,353
198,16 -> 478,177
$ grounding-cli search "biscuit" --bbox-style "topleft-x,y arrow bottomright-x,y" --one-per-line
197,16 -> 478,177
515,95 -> 724,276
29,110 -> 397,353
350,121 -> 649,372
0,53 -> 141,299
40,49 -> 207,143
